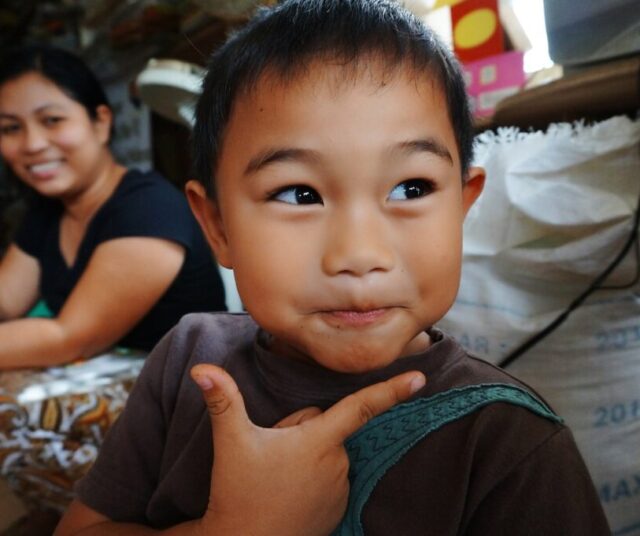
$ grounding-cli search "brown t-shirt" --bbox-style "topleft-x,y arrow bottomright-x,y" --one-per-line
76,313 -> 610,535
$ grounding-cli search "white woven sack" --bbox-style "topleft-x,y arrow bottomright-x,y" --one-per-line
438,115 -> 640,535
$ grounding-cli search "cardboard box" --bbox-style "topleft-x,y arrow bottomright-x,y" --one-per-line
464,50 -> 525,117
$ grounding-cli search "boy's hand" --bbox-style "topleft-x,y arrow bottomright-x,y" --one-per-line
190,364 -> 425,536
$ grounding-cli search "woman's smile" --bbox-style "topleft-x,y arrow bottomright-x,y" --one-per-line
27,159 -> 64,179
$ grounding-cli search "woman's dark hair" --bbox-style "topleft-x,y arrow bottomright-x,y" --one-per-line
0,44 -> 112,125
193,0 -> 474,197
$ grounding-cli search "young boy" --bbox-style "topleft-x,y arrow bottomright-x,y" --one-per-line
57,0 -> 609,534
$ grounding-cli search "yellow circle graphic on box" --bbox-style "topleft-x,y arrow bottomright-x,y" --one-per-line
433,0 -> 466,7
454,9 -> 497,49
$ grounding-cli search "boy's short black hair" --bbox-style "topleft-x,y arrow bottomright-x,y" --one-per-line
193,0 -> 474,197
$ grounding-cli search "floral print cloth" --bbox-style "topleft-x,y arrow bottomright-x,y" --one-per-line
0,352 -> 145,511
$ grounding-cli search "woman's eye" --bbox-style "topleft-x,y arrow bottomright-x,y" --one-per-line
43,116 -> 64,126
388,179 -> 435,201
0,124 -> 20,135
272,185 -> 323,205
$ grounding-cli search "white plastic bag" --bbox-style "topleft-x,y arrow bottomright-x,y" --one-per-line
438,115 -> 640,535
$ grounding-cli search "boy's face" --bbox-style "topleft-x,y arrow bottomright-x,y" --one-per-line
188,60 -> 484,373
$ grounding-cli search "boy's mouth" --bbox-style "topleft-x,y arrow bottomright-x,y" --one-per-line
320,308 -> 392,327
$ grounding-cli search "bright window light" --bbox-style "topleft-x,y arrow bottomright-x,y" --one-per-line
510,0 -> 553,73
422,0 -> 554,74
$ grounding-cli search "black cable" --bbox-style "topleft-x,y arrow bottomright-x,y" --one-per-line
499,184 -> 640,368
600,237 -> 640,290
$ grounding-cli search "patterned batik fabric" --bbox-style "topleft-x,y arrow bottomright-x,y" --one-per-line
0,353 -> 144,511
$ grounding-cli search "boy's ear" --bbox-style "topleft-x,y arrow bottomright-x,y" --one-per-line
185,180 -> 233,268
461,166 -> 485,217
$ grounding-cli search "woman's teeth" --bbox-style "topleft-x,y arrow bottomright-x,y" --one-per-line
30,161 -> 61,173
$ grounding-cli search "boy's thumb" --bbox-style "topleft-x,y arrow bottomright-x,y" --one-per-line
320,370 -> 426,444
190,364 -> 251,439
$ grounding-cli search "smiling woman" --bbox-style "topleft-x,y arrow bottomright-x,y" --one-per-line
0,45 -> 227,368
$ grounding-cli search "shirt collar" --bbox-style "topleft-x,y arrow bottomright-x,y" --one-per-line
252,326 -> 465,409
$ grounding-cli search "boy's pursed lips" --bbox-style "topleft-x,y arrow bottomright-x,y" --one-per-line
321,307 -> 392,325
315,306 -> 402,327
303,284 -> 414,320
307,280 -> 414,305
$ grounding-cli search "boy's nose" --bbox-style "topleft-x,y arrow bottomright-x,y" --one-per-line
321,208 -> 395,277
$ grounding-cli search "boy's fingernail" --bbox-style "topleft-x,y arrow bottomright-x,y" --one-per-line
409,375 -> 426,393
193,374 -> 214,391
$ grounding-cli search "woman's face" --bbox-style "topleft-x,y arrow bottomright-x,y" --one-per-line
0,71 -> 111,199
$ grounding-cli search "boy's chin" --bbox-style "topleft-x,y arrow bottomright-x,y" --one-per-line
267,321 -> 432,373
311,330 -> 432,374
305,341 -> 413,374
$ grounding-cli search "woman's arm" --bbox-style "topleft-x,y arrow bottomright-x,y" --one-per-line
0,244 -> 41,320
0,236 -> 185,368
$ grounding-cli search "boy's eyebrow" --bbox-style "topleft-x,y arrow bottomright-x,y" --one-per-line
244,138 -> 453,176
244,147 -> 321,176
395,138 -> 453,165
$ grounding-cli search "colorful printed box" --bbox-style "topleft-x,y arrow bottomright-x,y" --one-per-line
463,50 -> 525,117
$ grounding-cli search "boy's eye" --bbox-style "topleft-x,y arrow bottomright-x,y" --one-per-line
272,185 -> 323,205
388,179 -> 435,201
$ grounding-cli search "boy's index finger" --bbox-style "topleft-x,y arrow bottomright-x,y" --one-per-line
318,371 -> 426,444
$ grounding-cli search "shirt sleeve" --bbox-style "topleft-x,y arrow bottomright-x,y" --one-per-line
466,427 -> 611,535
94,172 -> 198,252
74,329 -> 174,523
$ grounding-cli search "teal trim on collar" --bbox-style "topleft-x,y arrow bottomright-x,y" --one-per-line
332,383 -> 562,536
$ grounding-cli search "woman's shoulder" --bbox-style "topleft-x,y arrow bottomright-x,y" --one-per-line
92,169 -> 198,244
113,168 -> 185,205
